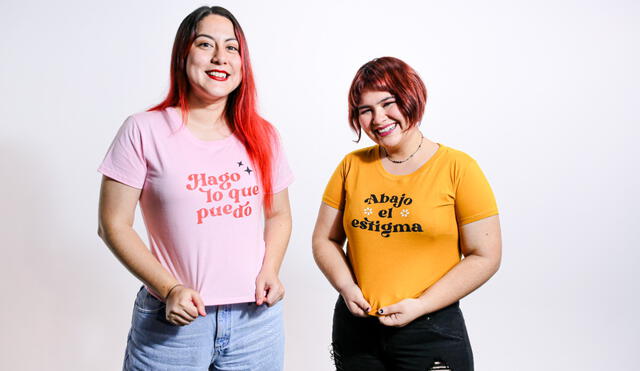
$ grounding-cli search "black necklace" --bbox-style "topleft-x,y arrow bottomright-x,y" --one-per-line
383,133 -> 424,164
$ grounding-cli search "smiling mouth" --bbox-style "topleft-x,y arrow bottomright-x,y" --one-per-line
376,123 -> 397,137
206,70 -> 229,81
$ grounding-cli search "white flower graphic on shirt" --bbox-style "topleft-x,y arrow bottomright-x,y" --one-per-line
400,209 -> 410,217
363,207 -> 373,216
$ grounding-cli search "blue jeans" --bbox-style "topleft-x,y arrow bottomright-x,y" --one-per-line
123,287 -> 284,370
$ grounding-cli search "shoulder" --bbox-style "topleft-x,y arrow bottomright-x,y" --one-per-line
437,144 -> 479,169
341,145 -> 377,165
128,109 -> 173,129
326,145 -> 376,179
118,108 -> 176,139
439,144 -> 475,162
437,145 -> 494,186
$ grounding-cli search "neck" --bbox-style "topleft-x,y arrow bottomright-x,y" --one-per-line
186,93 -> 229,129
382,129 -> 423,159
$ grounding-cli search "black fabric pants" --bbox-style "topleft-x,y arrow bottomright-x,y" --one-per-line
332,296 -> 474,371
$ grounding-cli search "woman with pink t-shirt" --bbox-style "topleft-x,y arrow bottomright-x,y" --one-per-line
98,6 -> 293,370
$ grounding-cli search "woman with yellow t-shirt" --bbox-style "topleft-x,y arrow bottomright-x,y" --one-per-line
312,57 -> 502,371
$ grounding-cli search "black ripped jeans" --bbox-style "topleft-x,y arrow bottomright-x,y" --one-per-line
332,296 -> 474,371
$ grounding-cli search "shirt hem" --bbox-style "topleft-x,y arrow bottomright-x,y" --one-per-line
98,166 -> 144,189
321,197 -> 342,210
144,287 -> 257,306
271,174 -> 295,194
202,295 -> 258,306
458,210 -> 499,225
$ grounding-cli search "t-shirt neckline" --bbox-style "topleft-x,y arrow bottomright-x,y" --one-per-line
374,143 -> 445,179
166,106 -> 237,149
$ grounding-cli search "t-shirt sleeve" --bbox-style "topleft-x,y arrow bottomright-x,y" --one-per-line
98,116 -> 147,189
322,157 -> 347,210
454,158 -> 499,225
270,136 -> 294,194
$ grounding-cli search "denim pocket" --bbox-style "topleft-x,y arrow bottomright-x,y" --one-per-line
247,300 -> 283,317
432,307 -> 467,340
134,287 -> 166,314
412,304 -> 467,341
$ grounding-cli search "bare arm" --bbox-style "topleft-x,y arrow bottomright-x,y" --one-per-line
255,189 -> 292,306
379,215 -> 502,326
98,176 -> 205,324
98,176 -> 177,296
312,203 -> 371,317
418,215 -> 502,312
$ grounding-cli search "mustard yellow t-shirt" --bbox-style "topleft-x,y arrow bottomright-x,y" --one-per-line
322,144 -> 498,315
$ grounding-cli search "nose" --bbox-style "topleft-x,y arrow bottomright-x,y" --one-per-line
211,46 -> 227,64
372,107 -> 388,126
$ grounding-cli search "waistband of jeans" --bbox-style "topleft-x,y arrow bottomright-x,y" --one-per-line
336,295 -> 460,315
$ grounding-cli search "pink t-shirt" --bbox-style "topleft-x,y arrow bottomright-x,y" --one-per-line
98,107 -> 294,305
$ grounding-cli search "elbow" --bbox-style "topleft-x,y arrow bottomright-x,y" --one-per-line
311,234 -> 344,264
265,206 -> 292,223
311,236 -> 321,260
311,235 -> 329,264
479,241 -> 502,277
97,221 -> 108,241
489,250 -> 502,276
467,248 -> 501,278
97,209 -> 108,240
492,257 -> 501,276
97,218 -> 117,243
265,211 -> 293,233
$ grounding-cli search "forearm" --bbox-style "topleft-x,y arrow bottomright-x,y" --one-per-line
99,224 -> 179,299
261,211 -> 292,274
312,238 -> 356,294
417,253 -> 500,314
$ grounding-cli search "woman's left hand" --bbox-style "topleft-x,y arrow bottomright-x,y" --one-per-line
255,269 -> 285,306
377,298 -> 426,327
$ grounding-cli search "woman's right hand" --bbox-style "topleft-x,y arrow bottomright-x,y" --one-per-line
339,283 -> 371,317
164,285 -> 207,326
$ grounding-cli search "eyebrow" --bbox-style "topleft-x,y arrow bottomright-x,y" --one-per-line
357,96 -> 395,110
194,34 -> 238,42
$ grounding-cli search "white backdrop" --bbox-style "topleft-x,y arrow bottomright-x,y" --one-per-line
1,0 -> 638,370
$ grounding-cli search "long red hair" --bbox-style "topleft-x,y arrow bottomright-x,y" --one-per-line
149,6 -> 277,209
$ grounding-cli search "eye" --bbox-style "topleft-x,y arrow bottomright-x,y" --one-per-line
226,45 -> 239,52
358,108 -> 371,116
383,101 -> 396,108
198,42 -> 213,48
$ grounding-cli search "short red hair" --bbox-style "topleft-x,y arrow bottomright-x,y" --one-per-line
348,57 -> 427,142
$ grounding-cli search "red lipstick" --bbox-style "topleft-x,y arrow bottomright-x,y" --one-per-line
206,69 -> 229,81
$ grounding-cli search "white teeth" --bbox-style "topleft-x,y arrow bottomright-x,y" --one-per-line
378,123 -> 396,134
207,71 -> 227,78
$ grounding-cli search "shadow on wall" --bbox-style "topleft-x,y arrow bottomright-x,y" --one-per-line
0,140 -> 137,371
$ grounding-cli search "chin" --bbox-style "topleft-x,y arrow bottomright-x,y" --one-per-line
377,133 -> 403,148
195,87 -> 234,102
207,90 -> 232,99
